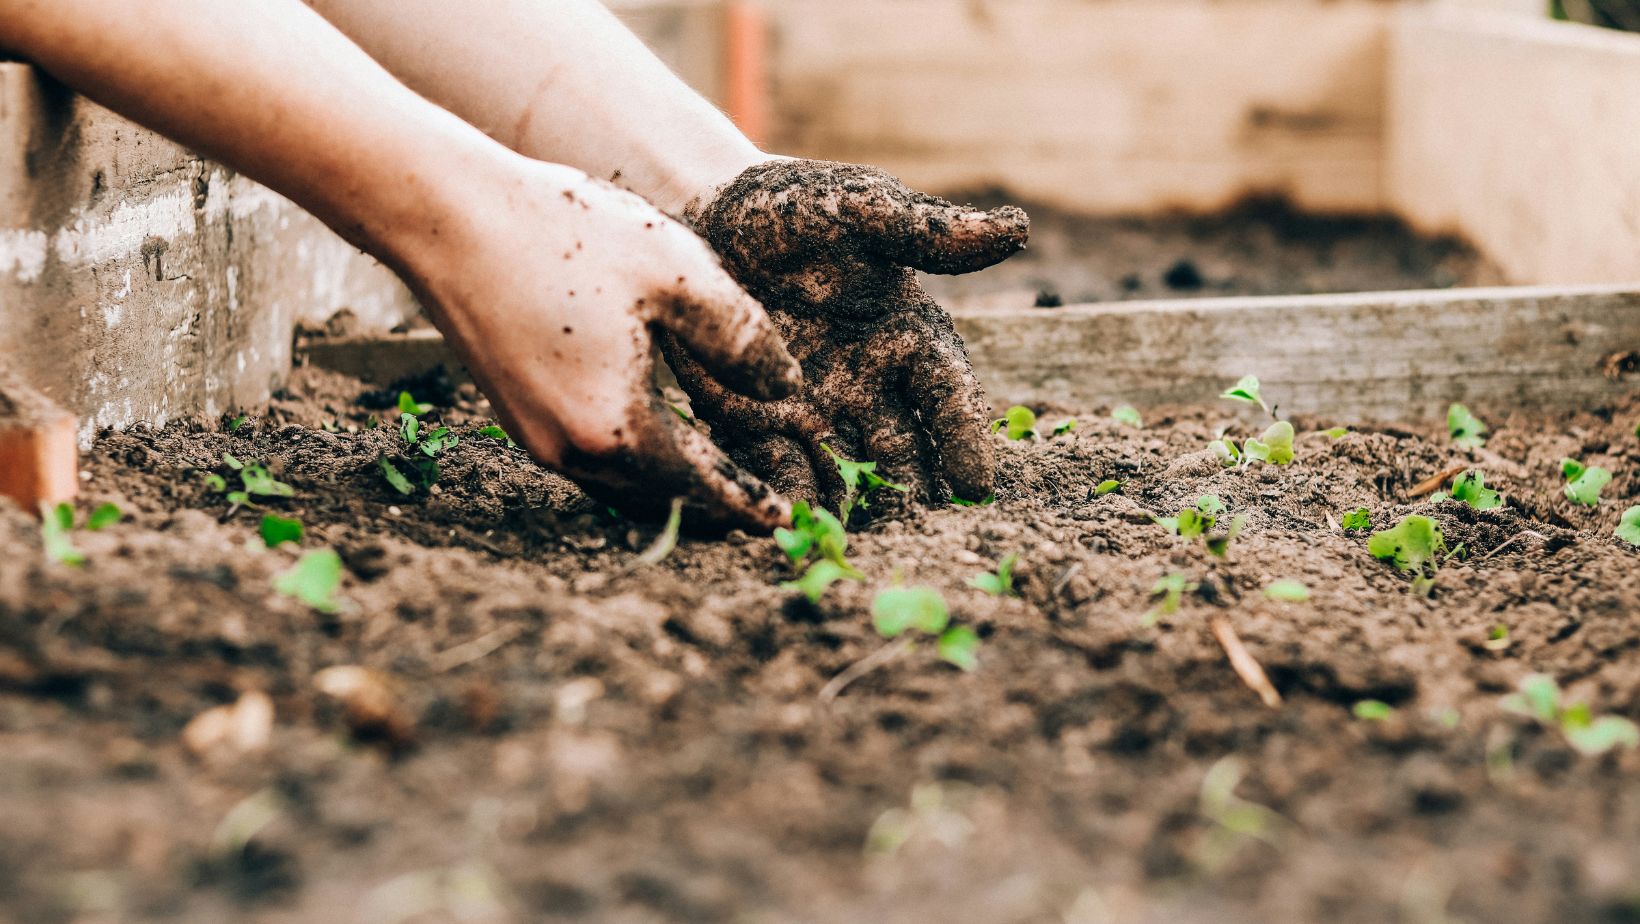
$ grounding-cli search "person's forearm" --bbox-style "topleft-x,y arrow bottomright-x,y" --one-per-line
0,0 -> 507,278
303,0 -> 768,214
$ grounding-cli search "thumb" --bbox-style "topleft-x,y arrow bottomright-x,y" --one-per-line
654,268 -> 801,402
876,196 -> 1030,275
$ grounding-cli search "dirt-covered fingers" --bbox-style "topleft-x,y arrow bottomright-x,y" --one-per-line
650,270 -> 800,402
850,401 -> 934,508
823,168 -> 1030,275
559,396 -> 790,533
728,434 -> 819,507
900,317 -> 996,502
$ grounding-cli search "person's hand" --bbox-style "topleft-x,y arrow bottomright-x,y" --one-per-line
665,159 -> 1029,511
403,157 -> 801,530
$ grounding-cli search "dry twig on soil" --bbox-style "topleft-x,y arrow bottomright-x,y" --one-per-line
1212,617 -> 1283,708
1407,463 -> 1470,499
818,637 -> 915,704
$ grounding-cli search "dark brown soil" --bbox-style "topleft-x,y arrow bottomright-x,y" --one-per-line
6,365 -> 1640,924
919,196 -> 1507,308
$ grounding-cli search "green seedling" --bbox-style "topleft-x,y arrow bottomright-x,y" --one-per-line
1501,673 -> 1640,757
477,424 -> 517,449
1615,506 -> 1640,545
774,501 -> 852,570
1447,403 -> 1487,449
1144,572 -> 1196,626
1220,375 -> 1268,413
1353,700 -> 1394,721
823,444 -> 907,521
322,420 -> 341,433
85,502 -> 122,531
382,412 -> 460,494
1052,418 -> 1078,437
1095,479 -> 1122,496
1156,495 -> 1224,538
1196,757 -> 1289,873
1264,579 -> 1309,602
991,405 -> 1037,441
781,559 -> 862,604
1320,427 -> 1349,439
871,585 -> 978,671
950,495 -> 995,507
40,502 -> 84,565
1368,515 -> 1447,596
258,514 -> 303,548
397,391 -> 433,417
1205,514 -> 1247,557
1210,437 -> 1241,468
668,403 -> 692,423
228,415 -> 248,432
1341,508 -> 1372,531
1111,405 -> 1143,428
967,553 -> 1017,596
274,549 -> 344,613
207,452 -> 294,509
1560,458 -> 1611,506
1432,470 -> 1502,510
1243,421 -> 1295,465
1484,623 -> 1511,651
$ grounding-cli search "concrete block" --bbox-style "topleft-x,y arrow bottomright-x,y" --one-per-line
0,64 -> 415,445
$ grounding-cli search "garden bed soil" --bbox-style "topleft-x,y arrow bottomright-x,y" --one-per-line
919,196 -> 1506,308
4,365 -> 1640,923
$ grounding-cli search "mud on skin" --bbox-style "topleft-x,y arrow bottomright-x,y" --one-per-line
8,367 -> 1640,922
669,159 -> 1030,512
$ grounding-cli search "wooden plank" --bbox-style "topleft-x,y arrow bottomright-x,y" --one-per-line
0,369 -> 77,513
295,285 -> 1640,423
958,285 -> 1640,419
1387,8 -> 1640,285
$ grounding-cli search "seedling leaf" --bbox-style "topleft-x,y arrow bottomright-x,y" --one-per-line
1145,572 -> 1196,625
1205,513 -> 1247,557
872,586 -> 950,638
1095,479 -> 1122,496
203,473 -> 228,492
1264,579 -> 1309,602
40,502 -> 83,566
379,457 -> 415,496
1561,457 -> 1586,481
782,559 -> 859,604
822,444 -> 908,521
274,549 -> 343,613
1052,418 -> 1078,437
1448,403 -> 1487,449
259,514 -> 304,548
632,497 -> 684,567
967,553 -> 1017,597
950,495 -> 995,507
1564,464 -> 1611,506
397,391 -> 433,417
1321,427 -> 1349,439
1111,405 -> 1142,428
1220,375 -> 1267,412
1565,715 -> 1640,756
937,626 -> 980,671
992,406 -> 1037,441
239,463 -> 294,498
1615,506 -> 1640,546
1341,508 -> 1371,531
222,452 -> 244,471
1210,438 -> 1240,467
1196,495 -> 1226,516
1353,700 -> 1394,721
1243,421 -> 1295,465
1448,470 -> 1503,510
1501,674 -> 1561,724
1367,515 -> 1446,574
85,502 -> 122,531
478,424 -> 517,448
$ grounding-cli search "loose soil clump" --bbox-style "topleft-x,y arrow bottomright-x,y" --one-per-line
5,366 -> 1640,923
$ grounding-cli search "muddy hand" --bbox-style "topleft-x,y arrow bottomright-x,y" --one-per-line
666,159 -> 1028,510
405,160 -> 800,531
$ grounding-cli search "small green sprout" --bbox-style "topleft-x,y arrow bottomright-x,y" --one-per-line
1144,572 -> 1196,626
382,412 -> 459,494
1111,405 -> 1143,428
632,497 -> 684,567
950,495 -> 994,507
967,553 -> 1017,596
774,501 -> 851,569
40,502 -> 84,566
1196,757 -> 1289,872
1205,514 -> 1248,558
1052,418 -> 1078,437
1264,579 -> 1309,602
397,391 -> 433,417
204,454 -> 293,509
1320,427 -> 1349,439
1501,673 -> 1640,757
782,559 -> 862,604
822,444 -> 908,521
1341,508 -> 1372,531
991,405 -> 1037,441
1243,421 -> 1295,465
1615,506 -> 1640,545
258,514 -> 304,548
1367,514 -> 1447,581
378,458 -> 415,495
85,502 -> 123,531
274,549 -> 343,613
1434,470 -> 1502,510
322,420 -> 341,433
227,415 -> 248,432
1484,623 -> 1511,651
1220,375 -> 1268,413
1157,495 -> 1224,537
1353,700 -> 1394,721
1210,437 -> 1240,467
477,424 -> 516,448
870,586 -> 977,670
1095,479 -> 1122,496
1561,458 -> 1611,506
1447,403 -> 1487,449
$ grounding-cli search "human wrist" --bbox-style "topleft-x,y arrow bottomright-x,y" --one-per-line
659,143 -> 784,222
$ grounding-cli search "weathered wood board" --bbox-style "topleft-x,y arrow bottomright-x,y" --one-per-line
297,285 -> 1640,423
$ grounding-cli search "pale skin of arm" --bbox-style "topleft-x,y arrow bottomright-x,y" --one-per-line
0,0 -> 801,529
